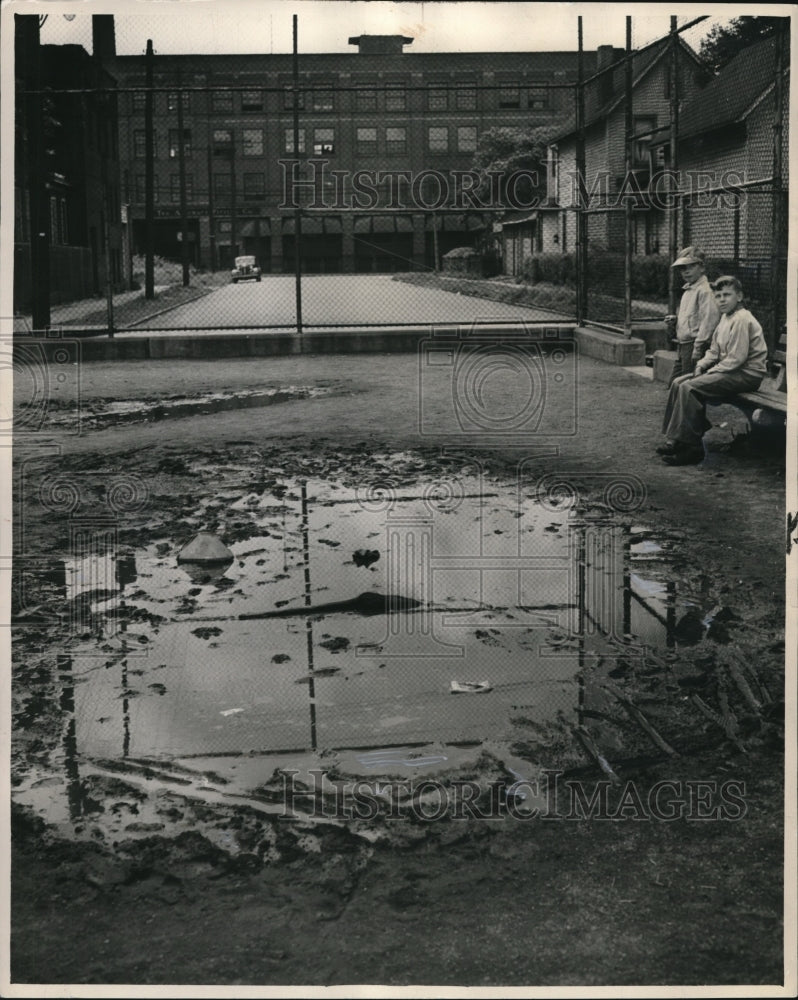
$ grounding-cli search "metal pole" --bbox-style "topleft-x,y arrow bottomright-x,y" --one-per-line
177,68 -> 190,286
96,52 -> 114,336
207,142 -> 216,271
769,19 -> 785,358
667,16 -> 679,315
24,16 -> 50,331
575,16 -> 586,325
144,39 -> 155,299
292,14 -> 303,337
623,16 -> 633,337
300,481 -> 317,751
432,211 -> 440,271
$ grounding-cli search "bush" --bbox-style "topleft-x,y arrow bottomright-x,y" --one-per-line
632,255 -> 670,299
521,252 -> 576,286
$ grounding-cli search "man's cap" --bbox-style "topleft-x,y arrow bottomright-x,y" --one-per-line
671,246 -> 705,268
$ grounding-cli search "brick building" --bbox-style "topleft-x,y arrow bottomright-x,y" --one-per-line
99,26 -> 599,273
14,16 -> 123,311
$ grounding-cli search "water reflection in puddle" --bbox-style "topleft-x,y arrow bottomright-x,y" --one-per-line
15,470 -> 700,835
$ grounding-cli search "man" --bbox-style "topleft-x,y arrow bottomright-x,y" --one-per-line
658,275 -> 768,466
664,246 -> 720,382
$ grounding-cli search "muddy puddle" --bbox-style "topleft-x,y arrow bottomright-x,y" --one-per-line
37,383 -> 342,430
13,462 -> 711,850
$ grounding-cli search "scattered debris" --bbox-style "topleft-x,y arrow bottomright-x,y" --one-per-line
450,680 -> 493,694
353,549 -> 380,568
177,532 -> 234,565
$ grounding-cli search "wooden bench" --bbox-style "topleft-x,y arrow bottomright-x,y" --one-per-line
737,332 -> 788,418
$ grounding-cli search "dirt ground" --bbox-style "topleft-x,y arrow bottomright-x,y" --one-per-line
9,351 -> 788,991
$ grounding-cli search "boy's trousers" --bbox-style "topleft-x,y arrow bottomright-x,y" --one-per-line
662,368 -> 763,447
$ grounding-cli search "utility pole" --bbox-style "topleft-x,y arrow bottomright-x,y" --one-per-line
144,39 -> 155,299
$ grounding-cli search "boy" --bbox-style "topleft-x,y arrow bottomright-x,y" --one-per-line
658,275 -> 768,466
665,246 -> 720,381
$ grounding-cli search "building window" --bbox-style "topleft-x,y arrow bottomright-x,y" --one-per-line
243,173 -> 265,200
132,91 -> 146,112
212,90 -> 234,112
456,85 -> 477,110
213,129 -> 234,157
168,128 -> 192,158
311,88 -> 334,111
356,127 -> 378,156
284,128 -> 306,154
528,87 -> 548,110
457,126 -> 477,153
386,126 -> 407,155
427,86 -> 448,111
135,175 -> 159,203
498,85 -> 520,108
133,129 -> 153,158
218,219 -> 231,234
283,85 -> 305,110
313,128 -> 335,155
428,126 -> 448,153
167,91 -> 190,112
356,87 -> 377,111
243,128 -> 263,157
170,173 -> 194,202
385,85 -> 406,111
241,89 -> 263,112
213,174 -> 232,203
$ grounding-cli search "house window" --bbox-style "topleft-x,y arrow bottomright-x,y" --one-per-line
243,173 -> 265,200
356,87 -> 377,111
241,90 -> 263,112
169,173 -> 194,202
311,88 -> 334,111
168,128 -> 192,159
428,126 -> 448,153
386,126 -> 407,155
213,129 -> 234,157
284,128 -> 306,154
212,90 -> 234,112
498,85 -> 520,108
313,128 -> 335,155
456,85 -> 477,110
356,127 -> 378,156
633,117 -> 656,166
283,85 -> 305,110
385,85 -> 406,111
528,87 -> 548,110
457,126 -> 477,153
243,128 -> 263,157
167,91 -> 190,112
428,86 -> 448,111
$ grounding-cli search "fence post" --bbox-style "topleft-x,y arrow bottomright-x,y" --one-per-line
623,16 -> 633,338
144,39 -> 155,299
23,15 -> 51,331
575,16 -> 586,325
667,16 -> 679,315
177,68 -> 190,286
292,14 -> 303,337
769,19 -> 786,358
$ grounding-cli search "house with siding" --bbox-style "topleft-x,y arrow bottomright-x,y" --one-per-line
501,37 -> 707,276
654,34 -> 789,278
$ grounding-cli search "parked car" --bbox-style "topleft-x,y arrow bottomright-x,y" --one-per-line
231,255 -> 261,283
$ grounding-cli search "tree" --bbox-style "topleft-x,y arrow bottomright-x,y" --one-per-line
469,125 -> 552,212
698,16 -> 785,71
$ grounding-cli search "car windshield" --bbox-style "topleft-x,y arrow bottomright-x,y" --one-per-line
235,256 -> 256,267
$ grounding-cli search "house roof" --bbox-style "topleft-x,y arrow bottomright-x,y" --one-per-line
550,35 -> 704,145
678,36 -> 783,140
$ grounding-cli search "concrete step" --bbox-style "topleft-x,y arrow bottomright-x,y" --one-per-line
574,326 -> 646,367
